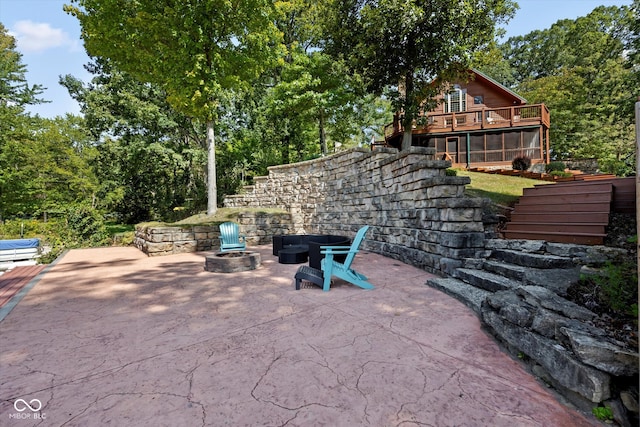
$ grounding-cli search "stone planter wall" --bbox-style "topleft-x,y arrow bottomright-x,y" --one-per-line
135,212 -> 294,256
224,147 -> 487,275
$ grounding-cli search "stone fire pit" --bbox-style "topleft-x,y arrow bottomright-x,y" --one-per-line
205,251 -> 261,273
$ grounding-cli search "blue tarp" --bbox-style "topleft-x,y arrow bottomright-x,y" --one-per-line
0,238 -> 40,250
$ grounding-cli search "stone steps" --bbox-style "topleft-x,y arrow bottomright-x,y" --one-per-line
425,239 -> 638,417
491,248 -> 576,269
426,277 -> 490,314
453,268 -> 519,292
482,260 -> 527,281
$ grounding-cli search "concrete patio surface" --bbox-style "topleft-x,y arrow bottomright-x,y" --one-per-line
0,245 -> 600,426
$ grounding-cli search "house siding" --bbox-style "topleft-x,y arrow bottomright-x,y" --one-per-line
433,78 -> 522,115
383,70 -> 549,168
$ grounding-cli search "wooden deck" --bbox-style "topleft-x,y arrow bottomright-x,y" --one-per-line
503,177 -> 636,245
384,104 -> 550,140
0,265 -> 46,310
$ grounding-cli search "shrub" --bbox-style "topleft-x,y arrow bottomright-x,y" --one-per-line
548,170 -> 573,178
596,261 -> 638,317
592,405 -> 614,421
64,204 -> 110,247
445,168 -> 457,176
511,155 -> 531,171
577,260 -> 639,318
545,161 -> 566,173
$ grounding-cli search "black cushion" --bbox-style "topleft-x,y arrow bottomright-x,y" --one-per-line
278,247 -> 308,264
273,234 -> 349,266
308,236 -> 351,269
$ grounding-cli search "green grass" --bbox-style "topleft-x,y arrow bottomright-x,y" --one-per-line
105,223 -> 135,235
454,169 -> 551,207
138,207 -> 289,227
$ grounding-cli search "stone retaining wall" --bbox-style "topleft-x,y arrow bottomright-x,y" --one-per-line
224,147 -> 487,275
135,212 -> 294,256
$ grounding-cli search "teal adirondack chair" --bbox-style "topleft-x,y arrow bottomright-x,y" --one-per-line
219,222 -> 246,252
320,225 -> 374,292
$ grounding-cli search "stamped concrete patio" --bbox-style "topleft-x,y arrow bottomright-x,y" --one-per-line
0,245 -> 599,426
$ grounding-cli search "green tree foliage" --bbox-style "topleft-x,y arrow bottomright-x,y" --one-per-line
0,24 -> 44,216
0,24 -> 99,219
260,49 -> 390,162
492,5 -> 636,175
0,24 -> 45,113
61,60 -> 209,223
214,0 -> 392,183
243,0 -> 391,165
0,114 -> 98,218
628,1 -> 640,98
65,0 -> 283,215
323,0 -> 516,150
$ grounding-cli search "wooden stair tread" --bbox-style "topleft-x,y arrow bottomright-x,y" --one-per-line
510,212 -> 610,223
504,231 -> 606,238
506,221 -> 607,226
526,183 -> 612,195
515,194 -> 612,205
504,179 -> 616,245
513,203 -> 611,213
504,223 -> 606,234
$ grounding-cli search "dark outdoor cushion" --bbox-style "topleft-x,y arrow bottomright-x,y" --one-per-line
272,234 -> 349,268
307,236 -> 350,269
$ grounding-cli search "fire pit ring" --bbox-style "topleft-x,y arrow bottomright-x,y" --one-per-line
205,251 -> 261,273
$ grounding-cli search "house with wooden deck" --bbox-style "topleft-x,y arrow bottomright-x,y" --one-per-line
383,69 -> 550,169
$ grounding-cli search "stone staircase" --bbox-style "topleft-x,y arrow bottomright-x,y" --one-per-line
427,239 -> 582,315
425,239 -> 638,422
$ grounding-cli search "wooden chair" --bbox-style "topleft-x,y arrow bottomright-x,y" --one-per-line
320,226 -> 374,291
219,222 -> 246,252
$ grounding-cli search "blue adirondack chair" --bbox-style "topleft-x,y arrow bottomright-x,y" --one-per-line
219,222 -> 246,252
320,225 -> 374,291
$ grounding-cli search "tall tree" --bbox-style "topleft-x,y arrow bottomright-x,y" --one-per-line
0,114 -> 98,218
0,23 -> 45,113
501,5 -> 636,175
61,60 -> 208,222
66,0 -> 282,215
324,0 -> 516,150
627,0 -> 640,108
0,24 -> 47,218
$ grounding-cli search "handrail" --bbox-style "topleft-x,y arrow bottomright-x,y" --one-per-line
385,103 -> 548,138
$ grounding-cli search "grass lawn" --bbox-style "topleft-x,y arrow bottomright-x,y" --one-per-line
138,207 -> 289,228
454,169 -> 551,208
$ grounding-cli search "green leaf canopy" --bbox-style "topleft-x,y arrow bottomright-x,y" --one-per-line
324,0 -> 516,149
66,0 -> 281,120
66,0 -> 283,214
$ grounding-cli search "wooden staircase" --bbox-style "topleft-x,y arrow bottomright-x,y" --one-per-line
503,177 -> 636,245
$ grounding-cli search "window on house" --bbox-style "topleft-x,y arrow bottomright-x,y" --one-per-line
444,86 -> 467,113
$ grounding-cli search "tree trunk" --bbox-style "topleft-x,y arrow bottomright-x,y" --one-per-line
401,71 -> 415,151
319,109 -> 327,155
401,128 -> 413,151
282,119 -> 290,164
207,120 -> 217,216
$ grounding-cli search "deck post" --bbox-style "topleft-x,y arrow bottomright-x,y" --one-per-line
466,133 -> 471,169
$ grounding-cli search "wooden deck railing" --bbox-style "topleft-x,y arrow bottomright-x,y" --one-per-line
384,103 -> 549,139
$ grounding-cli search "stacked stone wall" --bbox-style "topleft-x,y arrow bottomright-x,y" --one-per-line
135,212 -> 294,256
223,147 -> 486,275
